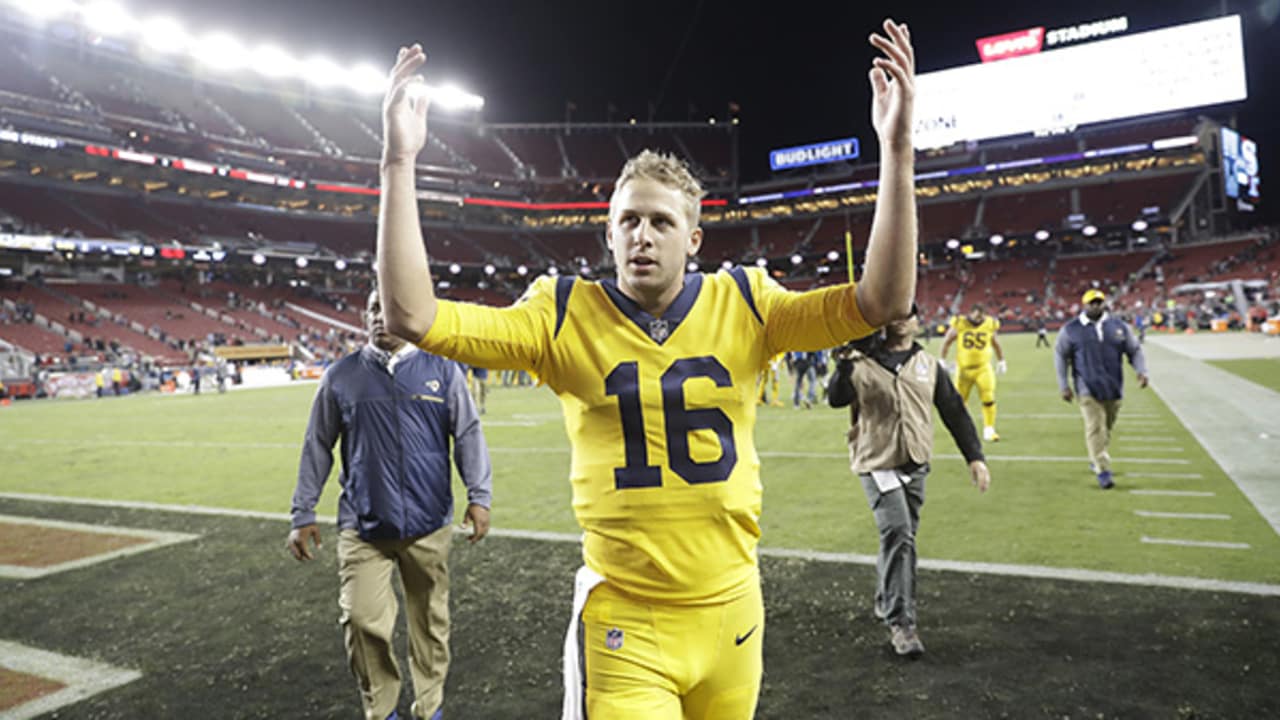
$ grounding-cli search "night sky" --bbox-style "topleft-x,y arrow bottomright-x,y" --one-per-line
141,0 -> 1277,219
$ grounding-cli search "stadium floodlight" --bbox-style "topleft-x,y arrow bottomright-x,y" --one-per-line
826,250 -> 839,262
347,63 -> 387,95
755,257 -> 768,268
547,265 -> 559,276
303,55 -> 346,88
448,263 -> 461,275
295,256 -> 308,268
334,259 -> 347,271
790,254 -> 803,265
82,1 -> 134,38
11,0 -> 77,21
251,44 -> 301,79
516,264 -> 528,276
407,82 -> 485,112
193,32 -> 248,72
483,264 -> 496,276
1135,236 -> 1148,244
1131,219 -> 1149,232
946,238 -> 961,250
721,259 -> 734,270
1034,229 -> 1051,241
141,15 -> 189,54
687,261 -> 699,272
990,234 -> 1005,246
251,252 -> 266,265
1082,224 -> 1099,237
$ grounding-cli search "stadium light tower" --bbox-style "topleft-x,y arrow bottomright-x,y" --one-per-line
989,234 -> 1005,246
251,44 -> 301,79
790,254 -> 803,266
407,82 -> 484,112
81,0 -> 133,38
194,32 -> 248,72
141,15 -> 189,54
755,257 -> 768,268
1082,224 -> 1099,237
946,238 -> 961,250
1034,229 -> 1051,241
826,250 -> 839,262
1131,219 -> 1149,232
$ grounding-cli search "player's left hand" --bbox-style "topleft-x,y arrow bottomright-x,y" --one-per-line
868,18 -> 915,153
996,360 -> 1007,375
461,503 -> 490,543
1137,373 -> 1149,389
969,460 -> 990,493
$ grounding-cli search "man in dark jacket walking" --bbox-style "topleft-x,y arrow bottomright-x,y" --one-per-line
1055,289 -> 1148,489
287,289 -> 492,720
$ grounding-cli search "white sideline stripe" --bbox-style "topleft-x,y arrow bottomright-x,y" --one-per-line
0,640 -> 141,720
1124,472 -> 1204,479
1117,436 -> 1179,442
1141,536 -> 1251,550
1129,490 -> 1216,497
1134,510 -> 1231,520
5,440 -> 1191,465
1118,446 -> 1186,453
3,492 -> 1278,597
0,514 -> 198,579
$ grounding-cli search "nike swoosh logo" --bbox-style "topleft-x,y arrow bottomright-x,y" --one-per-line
734,625 -> 758,646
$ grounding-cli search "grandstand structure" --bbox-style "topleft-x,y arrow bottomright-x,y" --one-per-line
1,6 -> 1276,374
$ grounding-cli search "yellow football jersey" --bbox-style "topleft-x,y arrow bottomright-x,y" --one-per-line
420,267 -> 872,604
951,315 -> 1000,368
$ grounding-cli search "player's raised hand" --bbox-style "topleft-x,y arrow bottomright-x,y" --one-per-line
868,18 -> 915,153
382,44 -> 429,168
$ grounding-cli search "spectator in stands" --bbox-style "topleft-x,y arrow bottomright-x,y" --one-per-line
827,302 -> 990,658
1055,289 -> 1148,490
287,288 -> 492,720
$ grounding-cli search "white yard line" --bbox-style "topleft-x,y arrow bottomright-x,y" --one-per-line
1123,472 -> 1204,479
0,640 -> 142,720
1116,446 -> 1185,453
2,492 -> 1277,597
1134,510 -> 1231,520
1129,490 -> 1215,497
1116,436 -> 1180,442
1141,536 -> 1251,550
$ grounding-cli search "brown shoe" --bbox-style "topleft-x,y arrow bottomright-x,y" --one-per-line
890,624 -> 925,658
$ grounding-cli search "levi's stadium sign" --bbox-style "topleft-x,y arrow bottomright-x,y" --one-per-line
976,16 -> 1128,62
769,138 -> 860,171
915,15 -> 1246,150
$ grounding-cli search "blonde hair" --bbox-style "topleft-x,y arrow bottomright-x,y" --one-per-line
610,149 -> 706,228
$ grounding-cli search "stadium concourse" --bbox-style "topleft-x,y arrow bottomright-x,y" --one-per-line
3,0 -> 1280,717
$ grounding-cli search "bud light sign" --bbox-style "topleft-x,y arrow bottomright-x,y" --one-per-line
770,138 -> 860,171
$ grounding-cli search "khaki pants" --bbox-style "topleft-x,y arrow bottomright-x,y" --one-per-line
338,524 -> 452,720
1079,395 -> 1122,473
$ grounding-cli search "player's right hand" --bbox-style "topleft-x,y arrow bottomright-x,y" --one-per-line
287,524 -> 323,561
1060,388 -> 1074,403
381,44 -> 429,168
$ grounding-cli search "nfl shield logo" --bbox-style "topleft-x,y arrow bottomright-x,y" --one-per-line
605,627 -> 624,651
647,318 -> 670,342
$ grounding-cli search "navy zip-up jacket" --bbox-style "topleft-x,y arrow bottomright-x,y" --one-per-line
1054,313 -> 1147,401
291,345 -> 492,540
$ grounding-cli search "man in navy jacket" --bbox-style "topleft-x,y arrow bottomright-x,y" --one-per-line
1055,289 -> 1148,489
288,289 -> 492,720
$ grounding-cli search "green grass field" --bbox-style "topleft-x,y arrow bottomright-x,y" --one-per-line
3,333 -> 1278,584
1207,357 -> 1280,393
4,332 -> 1280,718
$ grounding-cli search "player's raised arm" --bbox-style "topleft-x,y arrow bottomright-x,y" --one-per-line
857,19 -> 917,328
378,44 -> 437,343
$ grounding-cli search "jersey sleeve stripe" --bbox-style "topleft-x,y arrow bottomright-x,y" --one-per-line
728,266 -> 763,325
554,276 -> 576,340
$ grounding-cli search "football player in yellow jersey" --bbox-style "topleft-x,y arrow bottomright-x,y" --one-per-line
940,303 -> 1007,442
376,21 -> 917,720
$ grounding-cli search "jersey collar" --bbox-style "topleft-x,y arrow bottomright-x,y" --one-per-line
601,273 -> 703,345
